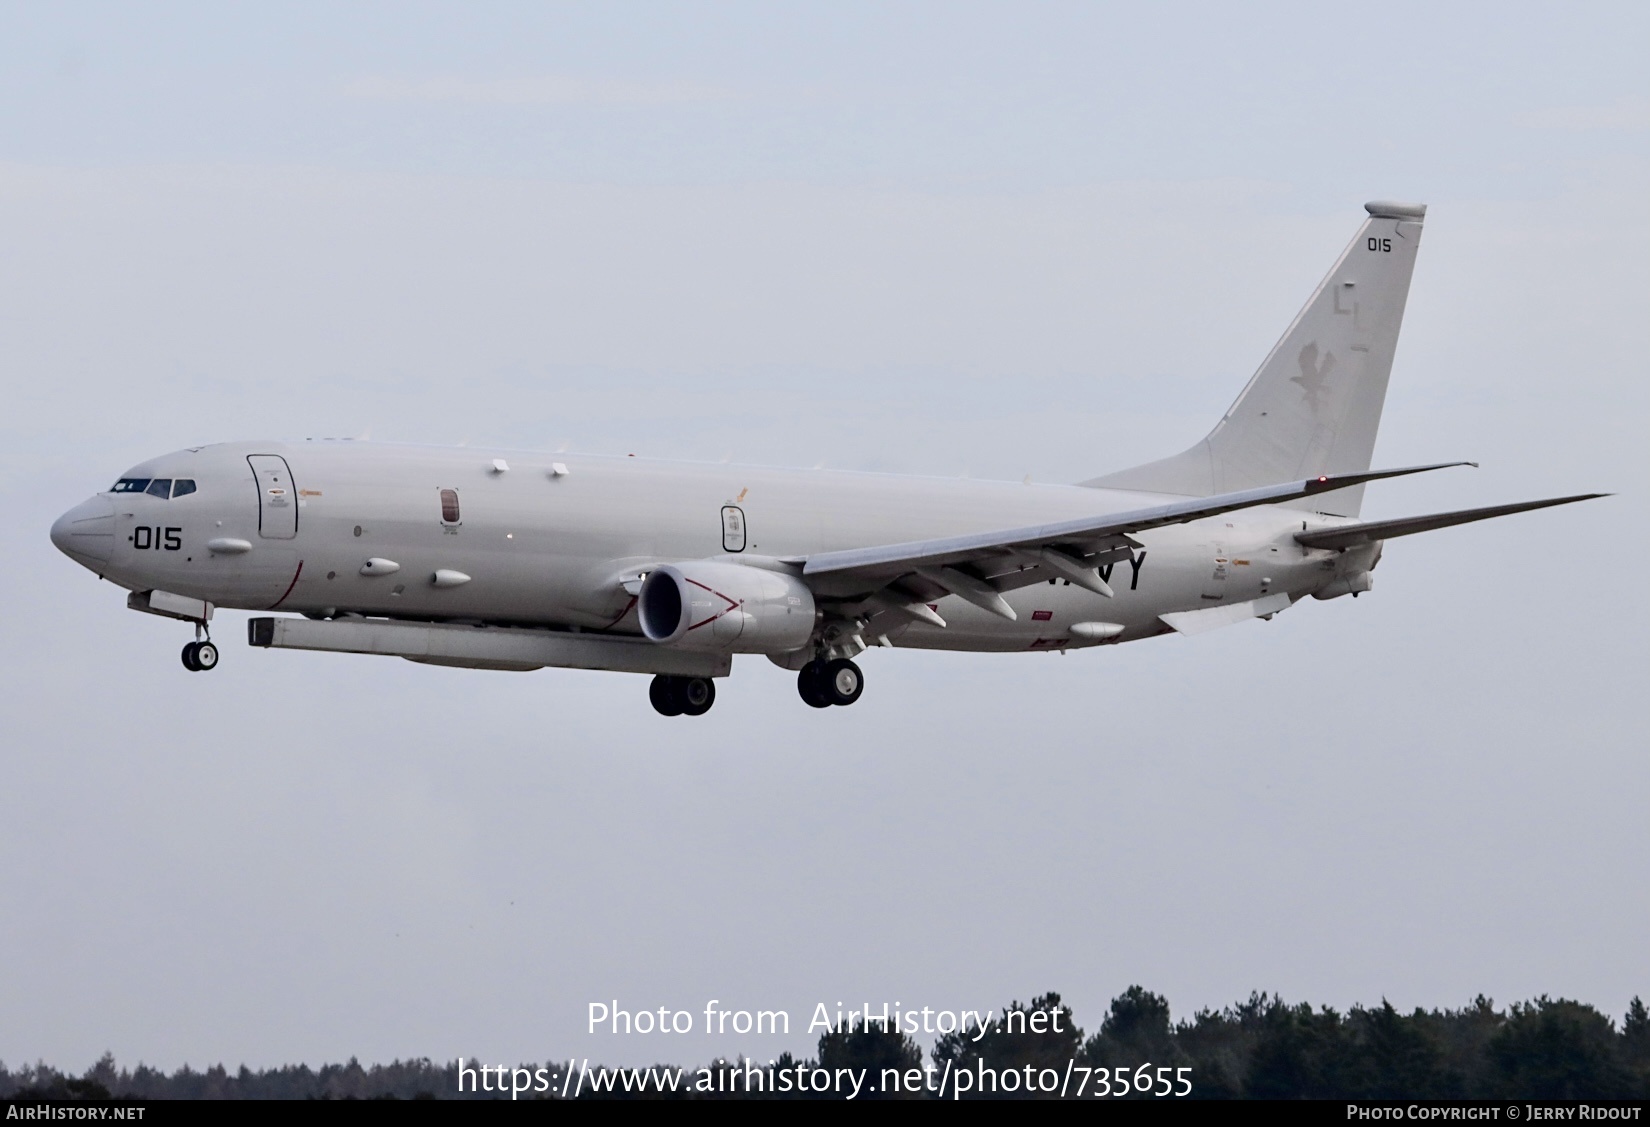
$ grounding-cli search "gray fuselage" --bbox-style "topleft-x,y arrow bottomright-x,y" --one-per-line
53,439 -> 1368,655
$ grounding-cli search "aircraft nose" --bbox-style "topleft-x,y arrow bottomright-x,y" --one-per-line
51,496 -> 117,567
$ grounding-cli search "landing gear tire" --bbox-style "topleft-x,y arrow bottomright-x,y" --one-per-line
797,661 -> 833,708
821,658 -> 863,706
182,641 -> 219,671
679,677 -> 715,716
649,674 -> 685,716
651,675 -> 716,716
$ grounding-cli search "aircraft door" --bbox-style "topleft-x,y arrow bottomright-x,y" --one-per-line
1201,540 -> 1229,601
721,505 -> 746,553
248,455 -> 298,539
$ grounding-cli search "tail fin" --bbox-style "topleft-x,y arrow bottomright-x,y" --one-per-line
1082,200 -> 1427,517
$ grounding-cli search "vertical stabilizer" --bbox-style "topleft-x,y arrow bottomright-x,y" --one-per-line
1082,201 -> 1426,517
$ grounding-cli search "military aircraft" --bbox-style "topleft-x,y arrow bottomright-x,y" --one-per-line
50,201 -> 1603,715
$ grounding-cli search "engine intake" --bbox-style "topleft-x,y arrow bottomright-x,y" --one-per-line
638,562 -> 816,653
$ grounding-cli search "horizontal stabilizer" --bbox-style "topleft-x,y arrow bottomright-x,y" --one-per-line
1295,493 -> 1608,550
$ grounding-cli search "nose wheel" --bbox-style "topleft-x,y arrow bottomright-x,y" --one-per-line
798,658 -> 863,708
649,674 -> 716,716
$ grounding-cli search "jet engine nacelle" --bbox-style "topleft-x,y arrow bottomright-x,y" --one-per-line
638,562 -> 817,653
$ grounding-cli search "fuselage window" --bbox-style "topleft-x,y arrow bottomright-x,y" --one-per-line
145,478 -> 173,498
439,489 -> 461,524
111,478 -> 151,493
171,479 -> 197,498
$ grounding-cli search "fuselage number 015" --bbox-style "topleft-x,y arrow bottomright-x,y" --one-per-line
1368,237 -> 1393,252
133,526 -> 183,550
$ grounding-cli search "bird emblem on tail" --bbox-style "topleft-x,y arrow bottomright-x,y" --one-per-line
1292,341 -> 1336,411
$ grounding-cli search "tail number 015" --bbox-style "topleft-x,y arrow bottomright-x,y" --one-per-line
133,526 -> 183,550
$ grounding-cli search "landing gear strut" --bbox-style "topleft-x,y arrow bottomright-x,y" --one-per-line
798,658 -> 863,708
181,624 -> 219,672
649,674 -> 716,717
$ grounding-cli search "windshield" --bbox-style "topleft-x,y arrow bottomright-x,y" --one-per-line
109,477 -> 196,497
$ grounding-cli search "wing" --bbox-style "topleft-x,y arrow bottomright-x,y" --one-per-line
1294,493 -> 1607,551
796,462 -> 1470,623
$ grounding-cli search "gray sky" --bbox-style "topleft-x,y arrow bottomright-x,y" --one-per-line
2,1 -> 1646,1072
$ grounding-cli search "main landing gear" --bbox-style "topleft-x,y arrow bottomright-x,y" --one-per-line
181,639 -> 219,672
181,624 -> 219,673
650,674 -> 717,717
798,658 -> 864,708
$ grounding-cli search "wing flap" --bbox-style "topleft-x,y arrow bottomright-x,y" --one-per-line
802,462 -> 1470,588
1295,494 -> 1607,551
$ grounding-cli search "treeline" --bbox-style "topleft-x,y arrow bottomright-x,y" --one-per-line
4,989 -> 1647,1100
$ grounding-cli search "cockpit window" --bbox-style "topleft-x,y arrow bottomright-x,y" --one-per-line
171,479 -> 197,498
146,478 -> 173,498
110,478 -> 151,493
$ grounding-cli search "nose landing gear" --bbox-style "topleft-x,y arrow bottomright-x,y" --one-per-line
649,674 -> 716,716
798,658 -> 863,708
